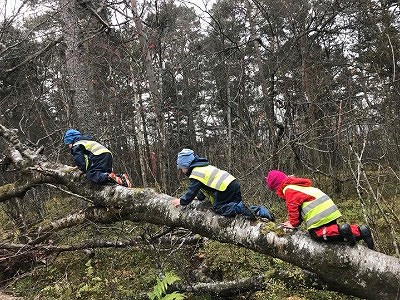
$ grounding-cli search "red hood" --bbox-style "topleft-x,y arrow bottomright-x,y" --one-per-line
276,176 -> 312,198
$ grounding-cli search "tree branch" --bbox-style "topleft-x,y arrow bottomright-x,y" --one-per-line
175,274 -> 266,296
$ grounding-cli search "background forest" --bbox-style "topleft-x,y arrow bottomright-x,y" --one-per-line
0,0 -> 400,299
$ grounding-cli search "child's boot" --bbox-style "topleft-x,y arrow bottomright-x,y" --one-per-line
108,172 -> 123,185
338,223 -> 356,246
253,206 -> 275,221
121,173 -> 133,188
359,225 -> 374,250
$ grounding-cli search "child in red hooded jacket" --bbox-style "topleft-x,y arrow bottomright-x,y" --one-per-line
265,170 -> 374,249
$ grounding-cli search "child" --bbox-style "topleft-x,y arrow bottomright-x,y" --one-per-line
171,148 -> 274,220
64,129 -> 132,188
265,170 -> 374,249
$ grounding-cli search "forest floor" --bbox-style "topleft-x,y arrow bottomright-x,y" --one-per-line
0,291 -> 21,299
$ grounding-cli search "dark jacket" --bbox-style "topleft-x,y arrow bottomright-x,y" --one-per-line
69,135 -> 111,173
179,157 -> 211,205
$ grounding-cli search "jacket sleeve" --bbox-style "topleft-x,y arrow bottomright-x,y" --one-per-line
180,179 -> 202,206
71,145 -> 87,172
283,188 -> 311,227
196,191 -> 206,200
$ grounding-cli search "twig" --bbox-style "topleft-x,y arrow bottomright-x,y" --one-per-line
44,183 -> 94,204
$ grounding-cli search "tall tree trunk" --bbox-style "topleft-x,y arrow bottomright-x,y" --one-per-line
227,78 -> 232,170
246,0 -> 277,167
133,91 -> 148,186
130,0 -> 167,192
59,0 -> 98,134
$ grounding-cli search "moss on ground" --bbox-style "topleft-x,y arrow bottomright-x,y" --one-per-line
9,248 -> 156,299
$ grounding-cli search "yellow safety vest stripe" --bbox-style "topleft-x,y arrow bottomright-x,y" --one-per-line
283,184 -> 342,230
84,154 -> 89,170
73,140 -> 111,156
200,188 -> 215,205
190,165 -> 235,191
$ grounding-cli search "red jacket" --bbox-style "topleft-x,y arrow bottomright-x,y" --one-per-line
276,176 -> 315,227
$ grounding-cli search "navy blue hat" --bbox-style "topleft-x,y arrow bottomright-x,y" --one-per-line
64,129 -> 81,145
177,148 -> 195,169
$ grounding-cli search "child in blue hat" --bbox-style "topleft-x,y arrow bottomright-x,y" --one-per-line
171,148 -> 274,220
63,129 -> 132,188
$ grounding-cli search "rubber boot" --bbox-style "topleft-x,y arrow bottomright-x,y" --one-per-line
241,204 -> 257,221
359,225 -> 374,250
338,224 -> 356,246
248,205 -> 275,222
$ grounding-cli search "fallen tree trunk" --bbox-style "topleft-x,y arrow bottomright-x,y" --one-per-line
94,186 -> 400,300
1,124 -> 400,299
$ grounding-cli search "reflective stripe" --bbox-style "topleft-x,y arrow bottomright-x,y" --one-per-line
89,144 -> 105,153
283,184 -> 342,230
301,194 -> 330,217
206,168 -> 219,186
74,140 -> 111,156
215,172 -> 230,190
191,171 -> 205,178
189,165 -> 235,192
322,227 -> 327,241
305,204 -> 340,229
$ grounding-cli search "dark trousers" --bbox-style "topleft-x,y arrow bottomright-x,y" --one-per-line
213,180 -> 242,216
86,153 -> 113,184
212,180 -> 269,218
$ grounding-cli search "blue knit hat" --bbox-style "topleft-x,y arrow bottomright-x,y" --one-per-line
64,129 -> 81,145
177,148 -> 195,169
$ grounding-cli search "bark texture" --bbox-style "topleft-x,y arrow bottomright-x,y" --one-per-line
59,0 -> 97,132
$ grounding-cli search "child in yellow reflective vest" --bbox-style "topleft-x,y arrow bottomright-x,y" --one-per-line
265,170 -> 374,249
171,149 -> 274,220
64,129 -> 132,187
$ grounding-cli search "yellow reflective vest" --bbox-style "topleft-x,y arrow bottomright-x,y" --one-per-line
73,140 -> 111,169
282,185 -> 342,230
189,165 -> 235,192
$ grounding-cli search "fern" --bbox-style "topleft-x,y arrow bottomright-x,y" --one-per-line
147,272 -> 185,300
85,259 -> 94,277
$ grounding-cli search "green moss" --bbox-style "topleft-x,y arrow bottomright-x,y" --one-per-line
260,222 -> 287,236
0,183 -> 15,195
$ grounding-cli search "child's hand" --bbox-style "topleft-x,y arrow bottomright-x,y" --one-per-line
281,221 -> 295,229
66,166 -> 78,171
171,198 -> 181,207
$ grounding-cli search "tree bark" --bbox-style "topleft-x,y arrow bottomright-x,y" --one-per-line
130,0 -> 167,191
175,274 -> 265,296
133,90 -> 149,186
246,0 -> 278,166
59,0 -> 98,132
